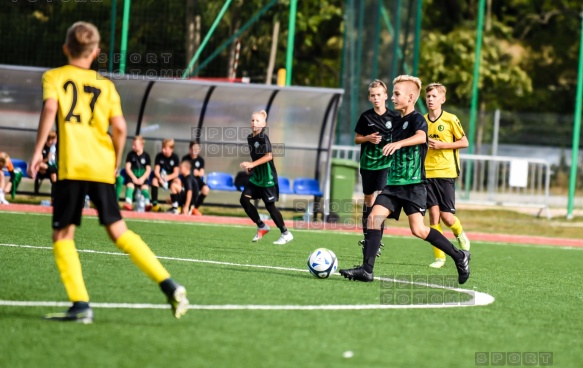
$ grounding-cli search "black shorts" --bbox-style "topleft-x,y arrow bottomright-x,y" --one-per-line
425,178 -> 456,213
242,182 -> 279,203
38,166 -> 57,179
195,176 -> 206,190
178,190 -> 196,210
360,168 -> 388,195
52,180 -> 123,229
374,184 -> 427,221
8,171 -> 15,183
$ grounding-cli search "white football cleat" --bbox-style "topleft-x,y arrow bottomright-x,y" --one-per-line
429,258 -> 446,269
252,225 -> 270,242
456,232 -> 471,251
273,231 -> 293,245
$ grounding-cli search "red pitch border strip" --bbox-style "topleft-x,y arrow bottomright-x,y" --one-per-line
1,203 -> 582,248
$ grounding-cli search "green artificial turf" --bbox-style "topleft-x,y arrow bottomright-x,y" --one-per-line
0,212 -> 581,367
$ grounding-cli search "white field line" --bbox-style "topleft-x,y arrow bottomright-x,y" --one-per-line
0,243 -> 494,310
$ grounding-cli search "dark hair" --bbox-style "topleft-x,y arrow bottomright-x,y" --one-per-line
189,140 -> 201,148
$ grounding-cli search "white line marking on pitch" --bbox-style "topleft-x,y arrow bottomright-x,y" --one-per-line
0,243 -> 495,310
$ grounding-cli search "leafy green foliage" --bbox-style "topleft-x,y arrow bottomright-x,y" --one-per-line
0,0 -> 581,112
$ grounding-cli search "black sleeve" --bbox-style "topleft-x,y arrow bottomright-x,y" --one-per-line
261,134 -> 272,155
144,153 -> 151,166
184,176 -> 195,192
171,154 -> 180,168
198,157 -> 205,169
154,153 -> 164,166
354,113 -> 369,136
413,113 -> 428,134
125,151 -> 133,163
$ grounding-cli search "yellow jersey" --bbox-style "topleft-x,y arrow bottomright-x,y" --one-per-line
424,110 -> 465,178
42,65 -> 123,184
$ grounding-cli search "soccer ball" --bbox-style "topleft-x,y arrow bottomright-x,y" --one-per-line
307,248 -> 338,279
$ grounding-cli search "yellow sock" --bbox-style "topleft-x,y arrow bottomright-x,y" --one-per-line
115,230 -> 170,283
429,224 -> 446,260
53,239 -> 89,302
450,216 -> 463,236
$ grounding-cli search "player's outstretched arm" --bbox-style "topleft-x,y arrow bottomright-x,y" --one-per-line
29,99 -> 58,179
110,116 -> 127,174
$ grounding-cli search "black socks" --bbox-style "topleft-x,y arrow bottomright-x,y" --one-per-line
425,227 -> 463,262
363,229 -> 382,273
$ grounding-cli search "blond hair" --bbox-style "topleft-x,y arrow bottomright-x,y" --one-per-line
368,79 -> 388,94
426,82 -> 447,96
48,131 -> 57,140
252,110 -> 268,122
0,152 -> 8,168
393,75 -> 422,102
134,135 -> 145,144
162,138 -> 175,148
65,21 -> 100,58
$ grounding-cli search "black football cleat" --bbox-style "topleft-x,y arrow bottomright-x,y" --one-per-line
43,305 -> 93,324
455,250 -> 471,284
339,266 -> 374,282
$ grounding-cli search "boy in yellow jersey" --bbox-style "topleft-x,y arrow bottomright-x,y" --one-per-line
28,22 -> 189,323
424,83 -> 470,269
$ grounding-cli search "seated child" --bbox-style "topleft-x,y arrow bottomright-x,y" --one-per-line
36,131 -> 58,197
151,138 -> 180,212
0,152 -> 19,204
120,136 -> 152,211
168,160 -> 199,215
181,140 -> 210,215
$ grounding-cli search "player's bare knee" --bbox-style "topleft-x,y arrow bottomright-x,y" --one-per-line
410,225 -> 429,239
440,212 -> 456,227
366,215 -> 383,230
52,225 -> 75,242
202,185 -> 210,195
106,220 -> 128,242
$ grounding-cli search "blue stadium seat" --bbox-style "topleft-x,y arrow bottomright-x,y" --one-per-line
206,172 -> 238,191
293,178 -> 323,196
278,176 -> 294,194
10,158 -> 29,178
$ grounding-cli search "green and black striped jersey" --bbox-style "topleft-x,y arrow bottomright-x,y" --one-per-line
354,108 -> 399,170
247,128 -> 277,187
386,111 -> 428,186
